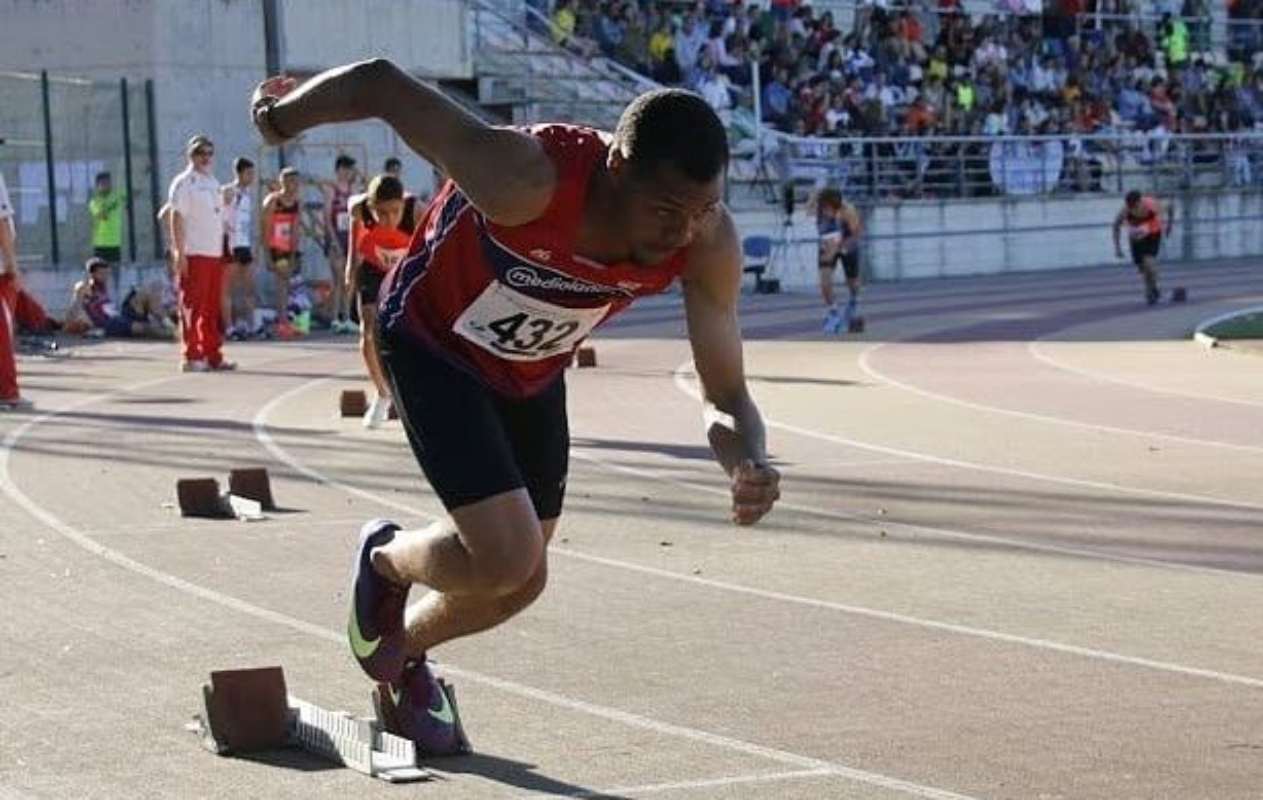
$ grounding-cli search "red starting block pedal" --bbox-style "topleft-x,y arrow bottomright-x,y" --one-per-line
574,346 -> 597,368
177,478 -> 227,518
228,468 -> 275,511
187,666 -> 431,782
340,390 -> 368,417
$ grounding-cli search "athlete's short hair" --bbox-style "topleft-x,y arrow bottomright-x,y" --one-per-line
818,187 -> 843,210
612,89 -> 728,183
335,154 -> 356,171
1125,190 -> 1142,205
383,157 -> 402,172
367,174 -> 404,204
234,157 -> 254,174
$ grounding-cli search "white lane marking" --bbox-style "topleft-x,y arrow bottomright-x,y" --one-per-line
0,373 -> 978,800
507,768 -> 835,799
856,343 -> 1263,455
568,449 -> 1259,580
1026,338 -> 1263,410
672,360 -> 1263,514
254,371 -> 1263,691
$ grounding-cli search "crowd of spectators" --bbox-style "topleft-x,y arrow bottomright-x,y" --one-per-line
537,0 -> 1263,141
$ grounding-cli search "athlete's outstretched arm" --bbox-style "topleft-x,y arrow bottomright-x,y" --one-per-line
250,60 -> 555,226
682,210 -> 780,526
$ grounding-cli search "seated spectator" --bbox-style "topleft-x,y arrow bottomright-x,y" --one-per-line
647,15 -> 679,84
594,3 -> 625,58
675,13 -> 709,83
983,100 -> 1010,134
64,258 -> 173,339
905,96 -> 939,133
694,53 -> 735,121
761,65 -> 794,125
551,0 -> 597,58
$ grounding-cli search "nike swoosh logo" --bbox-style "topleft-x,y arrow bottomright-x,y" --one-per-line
348,612 -> 380,660
429,687 -> 455,726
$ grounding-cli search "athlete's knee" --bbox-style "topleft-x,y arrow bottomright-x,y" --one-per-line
470,528 -> 544,597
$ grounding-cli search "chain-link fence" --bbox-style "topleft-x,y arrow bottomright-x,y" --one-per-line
0,70 -> 159,272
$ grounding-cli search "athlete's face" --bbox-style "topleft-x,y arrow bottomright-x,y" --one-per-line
281,174 -> 299,195
373,198 -> 405,230
238,167 -> 256,188
615,161 -> 723,266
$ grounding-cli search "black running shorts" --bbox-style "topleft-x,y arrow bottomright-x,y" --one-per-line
358,267 -> 385,308
1130,234 -> 1161,267
377,327 -> 569,520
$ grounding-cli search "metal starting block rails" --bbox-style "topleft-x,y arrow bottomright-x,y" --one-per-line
186,666 -> 437,783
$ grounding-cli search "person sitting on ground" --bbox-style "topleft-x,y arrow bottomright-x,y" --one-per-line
64,257 -> 173,339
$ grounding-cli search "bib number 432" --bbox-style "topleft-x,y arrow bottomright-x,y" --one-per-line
453,282 -> 609,362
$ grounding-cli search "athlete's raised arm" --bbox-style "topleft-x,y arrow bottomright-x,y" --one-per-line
249,60 -> 555,226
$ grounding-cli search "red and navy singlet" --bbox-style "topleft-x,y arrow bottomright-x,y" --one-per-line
379,124 -> 689,398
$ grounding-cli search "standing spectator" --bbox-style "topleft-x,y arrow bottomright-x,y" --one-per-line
261,167 -> 304,339
88,171 -> 126,266
168,134 -> 234,372
0,165 -> 30,410
323,154 -> 359,334
222,157 -> 258,340
617,5 -> 650,74
551,0 -> 597,57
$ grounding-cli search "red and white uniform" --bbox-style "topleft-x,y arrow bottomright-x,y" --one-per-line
379,125 -> 688,398
356,223 -> 411,274
0,171 -> 20,401
1126,196 -> 1163,240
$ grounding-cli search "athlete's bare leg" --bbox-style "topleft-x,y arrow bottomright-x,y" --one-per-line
399,518 -> 556,655
358,304 -> 391,398
370,489 -> 550,655
271,259 -> 293,318
818,265 -> 836,308
1140,256 -> 1160,295
329,245 -> 350,325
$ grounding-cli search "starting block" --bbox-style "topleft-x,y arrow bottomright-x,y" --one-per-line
575,346 -> 597,368
848,316 -> 866,333
176,478 -> 226,518
228,468 -> 275,511
187,666 -> 433,783
340,389 -> 369,417
176,471 -> 271,521
1171,286 -> 1188,303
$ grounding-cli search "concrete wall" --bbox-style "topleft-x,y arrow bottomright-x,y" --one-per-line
730,190 -> 1263,291
0,0 -> 470,273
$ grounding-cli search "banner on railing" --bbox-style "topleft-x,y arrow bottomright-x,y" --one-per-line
989,140 -> 1064,195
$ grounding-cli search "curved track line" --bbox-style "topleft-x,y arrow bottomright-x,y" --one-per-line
0,366 -> 973,800
1026,338 -> 1263,410
675,357 -> 1263,513
857,344 -> 1263,455
254,367 -> 1263,691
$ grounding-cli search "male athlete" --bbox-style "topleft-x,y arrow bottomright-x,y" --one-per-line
1113,190 -> 1172,305
815,187 -> 863,333
251,61 -> 781,755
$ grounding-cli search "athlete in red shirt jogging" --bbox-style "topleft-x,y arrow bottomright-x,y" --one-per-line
252,62 -> 781,754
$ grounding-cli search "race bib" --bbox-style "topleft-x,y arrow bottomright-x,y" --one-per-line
453,281 -> 608,362
336,211 -> 350,233
375,246 -> 407,271
1128,225 -> 1150,240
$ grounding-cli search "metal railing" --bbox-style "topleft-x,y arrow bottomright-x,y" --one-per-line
756,131 -> 1263,200
469,0 -> 642,127
0,70 -> 159,270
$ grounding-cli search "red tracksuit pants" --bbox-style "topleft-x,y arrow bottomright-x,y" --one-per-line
180,255 -> 225,366
0,275 -> 18,401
